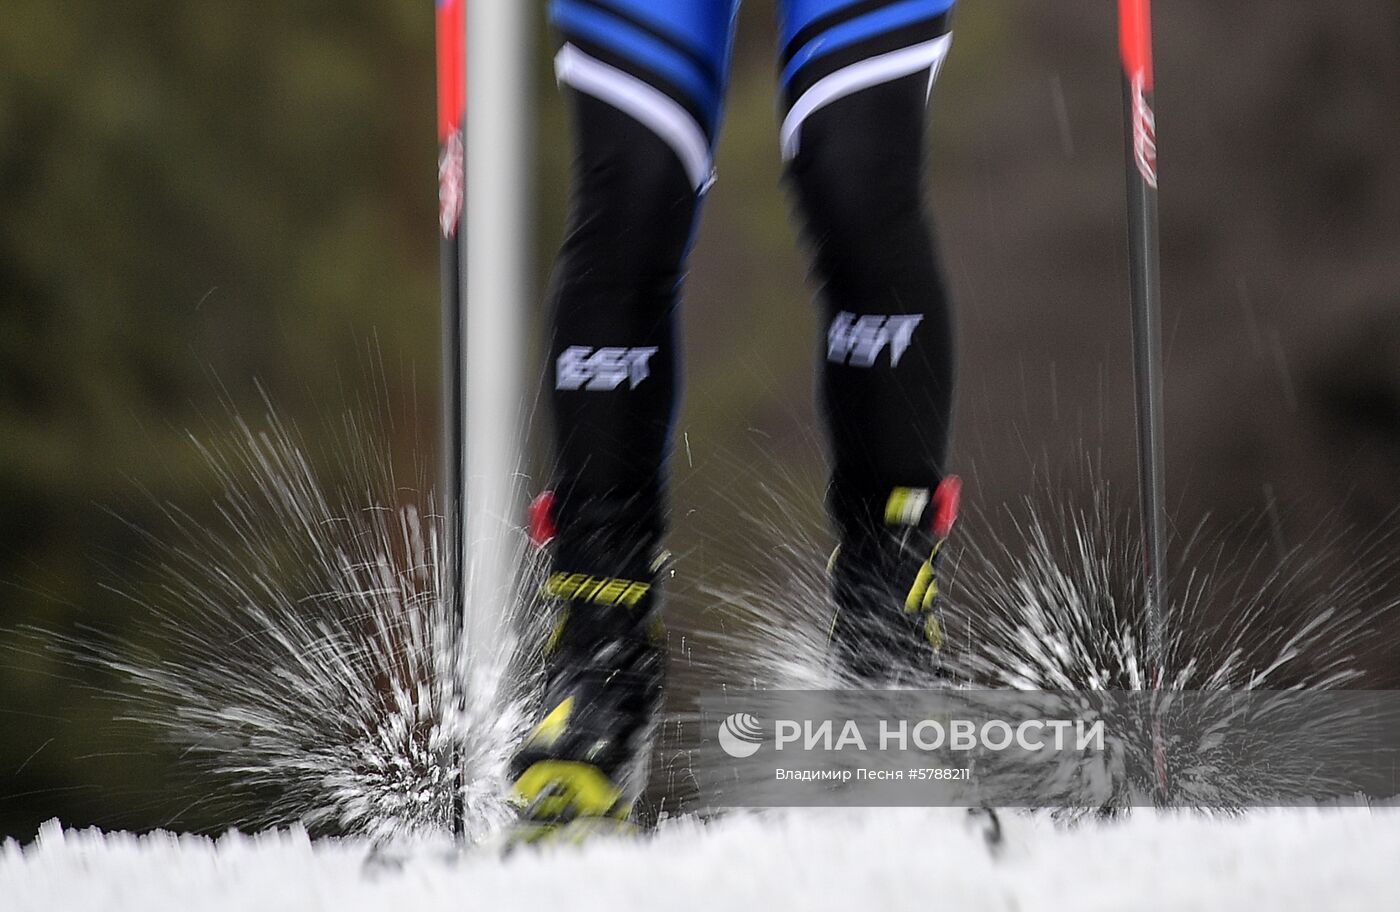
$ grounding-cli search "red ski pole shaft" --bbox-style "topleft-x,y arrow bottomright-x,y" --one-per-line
435,0 -> 467,837
1118,0 -> 1167,666
1118,0 -> 1170,801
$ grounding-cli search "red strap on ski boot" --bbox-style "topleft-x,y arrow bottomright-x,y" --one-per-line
529,490 -> 557,546
931,475 -> 961,540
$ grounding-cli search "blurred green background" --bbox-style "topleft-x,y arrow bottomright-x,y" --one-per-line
2,1 -> 1397,839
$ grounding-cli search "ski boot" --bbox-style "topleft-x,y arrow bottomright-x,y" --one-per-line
507,492 -> 667,846
828,475 -> 961,684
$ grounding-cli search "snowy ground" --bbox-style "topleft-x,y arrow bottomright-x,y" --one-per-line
5,808 -> 1399,912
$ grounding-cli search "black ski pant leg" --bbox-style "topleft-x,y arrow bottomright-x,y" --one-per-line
785,73 -> 956,542
547,90 -> 700,579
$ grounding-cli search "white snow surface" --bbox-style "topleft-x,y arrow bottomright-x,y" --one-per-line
4,808 -> 1399,912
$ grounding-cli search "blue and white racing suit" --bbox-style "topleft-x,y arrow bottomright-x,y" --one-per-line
543,0 -> 958,580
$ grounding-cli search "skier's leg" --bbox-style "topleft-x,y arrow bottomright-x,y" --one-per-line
778,0 -> 960,679
512,0 -> 739,837
546,91 -> 696,581
546,0 -> 738,578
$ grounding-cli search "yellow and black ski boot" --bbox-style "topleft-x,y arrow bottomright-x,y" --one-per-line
507,493 -> 666,846
828,475 -> 961,683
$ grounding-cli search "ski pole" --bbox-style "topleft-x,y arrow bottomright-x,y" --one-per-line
461,0 -> 531,835
1118,0 -> 1170,799
434,0 -> 468,838
438,0 -> 531,840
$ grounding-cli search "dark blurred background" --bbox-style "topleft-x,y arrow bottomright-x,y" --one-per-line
2,2 -> 1396,839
